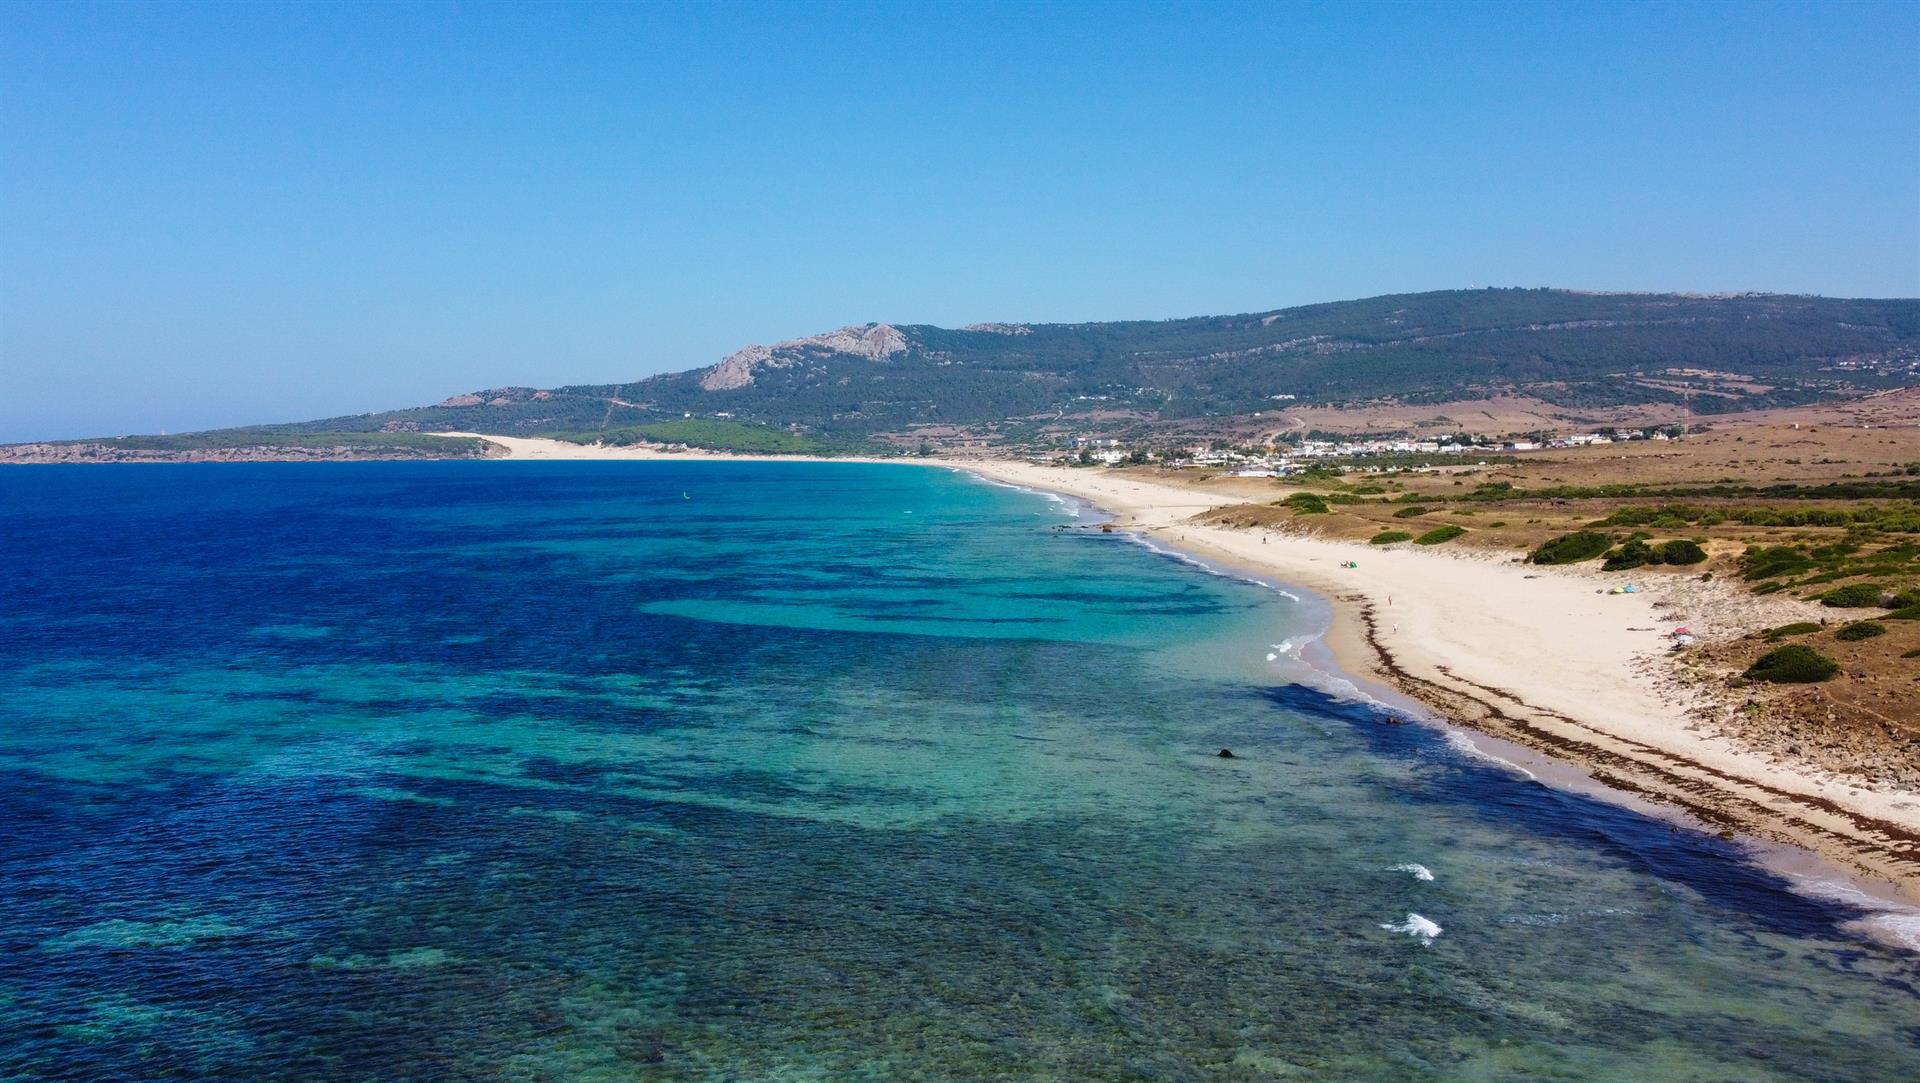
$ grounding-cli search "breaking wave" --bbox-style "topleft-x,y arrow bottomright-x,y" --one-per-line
1380,913 -> 1443,945
1442,729 -> 1538,781
1790,878 -> 1920,954
1119,533 -> 1303,602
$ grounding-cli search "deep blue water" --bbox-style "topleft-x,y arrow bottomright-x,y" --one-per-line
0,460 -> 1916,1081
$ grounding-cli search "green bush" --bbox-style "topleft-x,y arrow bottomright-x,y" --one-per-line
1415,525 -> 1466,545
1886,588 -> 1920,609
1820,583 -> 1883,608
1602,540 -> 1655,571
1835,622 -> 1887,641
1761,622 -> 1823,641
1531,531 -> 1613,565
1392,506 -> 1430,519
1282,493 -> 1330,514
1886,605 -> 1920,621
1659,539 -> 1708,565
1740,545 -> 1815,581
1370,530 -> 1415,545
1744,645 -> 1840,683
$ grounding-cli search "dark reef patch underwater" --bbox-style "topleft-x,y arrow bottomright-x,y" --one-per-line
1,461 -> 1916,1081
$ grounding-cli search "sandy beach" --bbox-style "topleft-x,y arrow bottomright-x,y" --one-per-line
448,434 -> 1920,907
954,459 -> 1920,900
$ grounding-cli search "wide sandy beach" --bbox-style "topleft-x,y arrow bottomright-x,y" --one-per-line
448,434 -> 1920,910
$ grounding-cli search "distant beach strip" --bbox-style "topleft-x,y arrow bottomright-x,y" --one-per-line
453,433 -> 1920,924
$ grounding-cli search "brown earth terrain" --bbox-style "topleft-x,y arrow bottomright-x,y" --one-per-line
1243,394 -> 1694,440
1135,390 -> 1920,793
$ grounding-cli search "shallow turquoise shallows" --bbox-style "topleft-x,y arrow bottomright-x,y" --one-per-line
0,460 -> 1915,1081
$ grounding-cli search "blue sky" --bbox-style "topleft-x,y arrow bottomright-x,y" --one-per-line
2,1 -> 1916,441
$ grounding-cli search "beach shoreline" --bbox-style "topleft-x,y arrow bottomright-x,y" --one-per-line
446,434 -> 1920,918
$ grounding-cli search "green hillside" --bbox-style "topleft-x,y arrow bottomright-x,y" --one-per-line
22,289 -> 1920,455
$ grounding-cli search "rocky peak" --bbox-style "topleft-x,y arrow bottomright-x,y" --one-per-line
699,323 -> 910,391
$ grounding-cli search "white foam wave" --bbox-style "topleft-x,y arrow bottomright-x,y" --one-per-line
1861,913 -> 1920,955
1253,633 -> 1415,721
1790,878 -> 1920,954
1298,671 -> 1405,714
1391,863 -> 1435,882
1265,636 -> 1313,665
1121,533 -> 1302,602
1442,729 -> 1538,780
1381,913 -> 1442,945
1497,907 -> 1630,927
958,471 -> 1087,517
1025,488 -> 1084,517
1269,636 -> 1310,659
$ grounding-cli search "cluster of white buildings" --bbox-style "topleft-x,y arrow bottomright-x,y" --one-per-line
1059,425 -> 1683,473
1292,438 -> 1471,458
1551,428 -> 1676,447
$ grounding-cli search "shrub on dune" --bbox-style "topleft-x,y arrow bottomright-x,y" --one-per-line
1283,493 -> 1330,515
1530,531 -> 1613,565
1659,539 -> 1708,565
1744,645 -> 1839,683
1602,540 -> 1655,571
1820,583 -> 1883,608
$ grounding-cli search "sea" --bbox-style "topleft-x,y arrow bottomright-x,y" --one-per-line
0,460 -> 1916,1081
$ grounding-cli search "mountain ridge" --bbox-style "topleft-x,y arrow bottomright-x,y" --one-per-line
12,287 -> 1919,456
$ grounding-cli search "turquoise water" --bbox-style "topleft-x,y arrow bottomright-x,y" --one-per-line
0,460 -> 1915,1081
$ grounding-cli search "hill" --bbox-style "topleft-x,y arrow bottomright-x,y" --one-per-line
11,288 -> 1919,457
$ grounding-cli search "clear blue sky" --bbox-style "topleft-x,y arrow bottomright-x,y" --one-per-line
3,0 -> 1916,441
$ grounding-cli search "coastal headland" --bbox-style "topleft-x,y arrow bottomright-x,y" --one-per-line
449,432 -> 1920,911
